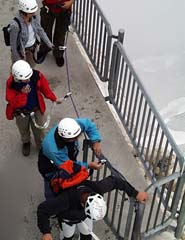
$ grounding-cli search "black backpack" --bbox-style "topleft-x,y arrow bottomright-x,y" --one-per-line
2,17 -> 21,46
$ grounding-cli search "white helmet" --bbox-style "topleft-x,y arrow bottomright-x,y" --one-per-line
18,0 -> 38,13
58,118 -> 81,139
85,193 -> 107,221
12,60 -> 33,81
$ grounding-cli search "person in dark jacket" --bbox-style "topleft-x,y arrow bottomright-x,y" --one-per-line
37,0 -> 74,66
6,60 -> 61,156
37,174 -> 149,240
38,117 -> 103,199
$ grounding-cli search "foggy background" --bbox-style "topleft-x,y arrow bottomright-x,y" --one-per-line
96,0 -> 185,151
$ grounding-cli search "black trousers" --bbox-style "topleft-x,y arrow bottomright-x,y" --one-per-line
40,6 -> 71,57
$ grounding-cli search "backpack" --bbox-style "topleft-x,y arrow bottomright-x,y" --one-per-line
50,160 -> 89,194
2,17 -> 21,46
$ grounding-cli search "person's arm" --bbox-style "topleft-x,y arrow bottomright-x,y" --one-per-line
76,118 -> 102,156
37,71 -> 58,101
114,176 -> 149,203
37,193 -> 69,235
88,175 -> 149,204
63,0 -> 75,9
10,22 -> 22,62
33,16 -> 54,49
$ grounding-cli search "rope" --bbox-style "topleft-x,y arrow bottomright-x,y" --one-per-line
80,221 -> 100,240
63,30 -> 80,118
30,92 -> 71,129
63,29 -> 88,142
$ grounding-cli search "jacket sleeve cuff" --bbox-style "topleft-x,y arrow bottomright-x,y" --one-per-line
132,189 -> 139,199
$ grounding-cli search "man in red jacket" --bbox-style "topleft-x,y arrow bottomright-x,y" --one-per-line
6,60 -> 61,156
37,0 -> 74,66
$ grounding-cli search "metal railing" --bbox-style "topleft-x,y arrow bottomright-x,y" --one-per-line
82,139 -> 139,240
72,0 -> 112,82
72,0 -> 185,238
108,41 -> 185,239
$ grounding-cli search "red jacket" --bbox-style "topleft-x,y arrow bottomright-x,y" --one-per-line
43,0 -> 72,14
6,70 -> 57,120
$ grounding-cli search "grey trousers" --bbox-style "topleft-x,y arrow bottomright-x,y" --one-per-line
15,110 -> 45,147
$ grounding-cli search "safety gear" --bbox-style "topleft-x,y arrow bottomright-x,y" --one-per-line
18,0 -> 38,13
85,193 -> 107,221
12,60 -> 33,81
58,118 -> 81,139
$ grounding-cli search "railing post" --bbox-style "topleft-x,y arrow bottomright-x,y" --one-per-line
82,139 -> 90,163
175,179 -> 185,238
131,202 -> 145,240
118,29 -> 125,44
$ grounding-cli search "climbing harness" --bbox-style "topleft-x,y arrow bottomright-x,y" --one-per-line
31,92 -> 71,129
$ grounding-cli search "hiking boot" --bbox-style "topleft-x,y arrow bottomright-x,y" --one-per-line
37,50 -> 48,64
22,142 -> 30,156
55,56 -> 64,67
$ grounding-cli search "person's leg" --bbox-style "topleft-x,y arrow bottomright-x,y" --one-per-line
38,7 -> 55,62
30,110 -> 45,149
53,10 -> 71,66
62,222 -> 76,240
15,114 -> 31,156
25,49 -> 36,68
77,218 -> 92,240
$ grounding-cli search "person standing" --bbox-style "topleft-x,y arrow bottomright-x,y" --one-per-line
9,0 -> 54,68
38,117 -> 103,199
37,0 -> 75,66
6,60 -> 61,156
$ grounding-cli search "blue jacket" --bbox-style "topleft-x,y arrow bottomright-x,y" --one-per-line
42,118 -> 101,169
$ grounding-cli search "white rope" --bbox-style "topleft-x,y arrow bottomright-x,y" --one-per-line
30,92 -> 71,129
81,221 -> 100,240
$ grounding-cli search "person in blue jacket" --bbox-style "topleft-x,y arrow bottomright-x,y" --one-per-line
38,117 -> 103,199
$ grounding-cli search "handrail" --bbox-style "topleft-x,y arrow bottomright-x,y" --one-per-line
109,41 -> 184,165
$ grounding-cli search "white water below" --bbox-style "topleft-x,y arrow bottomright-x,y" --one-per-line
96,0 -> 185,152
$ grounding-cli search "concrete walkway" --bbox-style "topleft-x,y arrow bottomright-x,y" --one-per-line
0,1 -> 180,239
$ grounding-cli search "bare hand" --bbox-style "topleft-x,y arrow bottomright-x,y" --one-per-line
55,97 -> 62,104
50,43 -> 55,49
88,161 -> 102,170
136,191 -> 149,204
21,84 -> 31,94
41,233 -> 53,240
92,142 -> 101,157
63,0 -> 74,9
